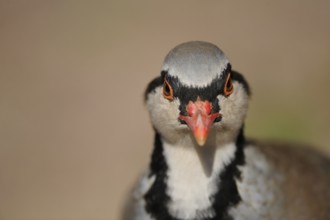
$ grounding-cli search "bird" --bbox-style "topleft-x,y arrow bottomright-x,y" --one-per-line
123,41 -> 330,220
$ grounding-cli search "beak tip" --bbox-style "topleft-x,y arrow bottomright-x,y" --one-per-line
195,137 -> 207,147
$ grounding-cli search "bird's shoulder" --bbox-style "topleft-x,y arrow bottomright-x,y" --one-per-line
245,139 -> 330,220
248,139 -> 330,175
122,170 -> 154,220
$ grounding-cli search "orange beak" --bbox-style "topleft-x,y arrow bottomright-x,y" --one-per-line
178,98 -> 220,146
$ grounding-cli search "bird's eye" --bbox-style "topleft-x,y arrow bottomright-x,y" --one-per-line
163,78 -> 174,101
224,72 -> 233,96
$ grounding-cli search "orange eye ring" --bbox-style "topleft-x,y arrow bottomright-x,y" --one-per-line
224,72 -> 233,96
163,78 -> 174,101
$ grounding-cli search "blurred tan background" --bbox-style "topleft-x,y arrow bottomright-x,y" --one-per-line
0,1 -> 330,219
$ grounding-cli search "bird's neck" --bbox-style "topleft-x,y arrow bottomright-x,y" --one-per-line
145,128 -> 245,220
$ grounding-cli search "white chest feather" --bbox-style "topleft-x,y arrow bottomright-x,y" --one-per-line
163,140 -> 236,219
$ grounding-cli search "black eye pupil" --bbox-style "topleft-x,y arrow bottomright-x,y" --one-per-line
227,78 -> 232,89
224,73 -> 233,96
164,83 -> 170,95
163,79 -> 174,101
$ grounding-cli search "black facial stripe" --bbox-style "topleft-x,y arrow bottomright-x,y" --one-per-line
144,64 -> 250,100
144,65 -> 250,118
164,64 -> 231,116
167,63 -> 231,101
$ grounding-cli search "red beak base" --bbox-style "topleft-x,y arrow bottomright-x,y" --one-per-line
178,99 -> 220,146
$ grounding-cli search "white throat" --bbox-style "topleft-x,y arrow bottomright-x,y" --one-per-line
162,133 -> 237,219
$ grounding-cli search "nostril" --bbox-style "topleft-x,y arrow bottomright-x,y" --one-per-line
178,114 -> 189,125
213,115 -> 222,123
178,118 -> 187,125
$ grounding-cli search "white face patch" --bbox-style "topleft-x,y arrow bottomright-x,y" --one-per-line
214,82 -> 249,143
162,41 -> 230,87
146,87 -> 190,144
